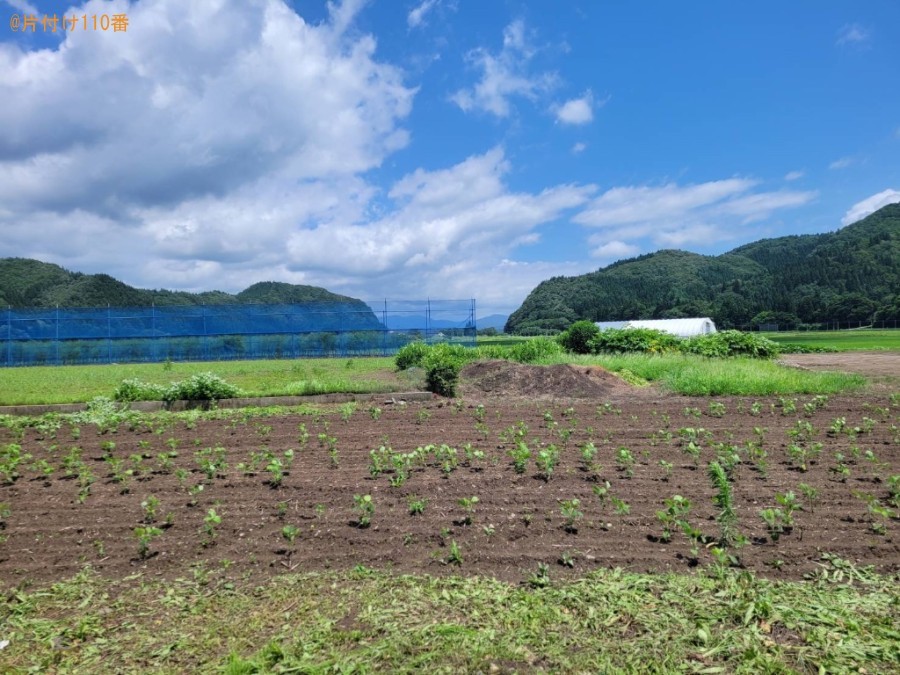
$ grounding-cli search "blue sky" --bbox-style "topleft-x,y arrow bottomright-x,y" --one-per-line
1,0 -> 898,316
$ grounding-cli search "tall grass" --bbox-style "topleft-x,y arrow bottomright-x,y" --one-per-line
542,352 -> 867,396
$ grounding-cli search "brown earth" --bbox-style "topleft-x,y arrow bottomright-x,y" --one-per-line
779,351 -> 900,379
2,363 -> 897,589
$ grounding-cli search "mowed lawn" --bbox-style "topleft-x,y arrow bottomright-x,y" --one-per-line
762,329 -> 900,351
0,357 -> 409,406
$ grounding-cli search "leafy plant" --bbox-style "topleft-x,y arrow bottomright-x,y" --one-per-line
141,495 -> 160,523
535,444 -> 560,481
458,496 -> 479,525
407,495 -> 427,516
134,526 -> 163,559
559,499 -> 583,533
353,494 -> 374,528
708,461 -> 739,547
202,508 -> 221,544
447,540 -> 463,566
509,442 -> 531,474
281,524 -> 300,545
615,446 -> 635,478
656,495 -> 691,543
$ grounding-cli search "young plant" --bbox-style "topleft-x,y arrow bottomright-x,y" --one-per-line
509,441 -> 531,475
134,526 -> 163,559
202,508 -> 221,545
559,498 -> 583,533
658,459 -> 673,481
592,480 -> 611,507
458,496 -> 479,525
759,508 -> 787,542
708,461 -> 739,547
368,406 -> 382,421
407,495 -> 427,516
141,495 -> 161,523
615,446 -> 635,478
655,495 -> 691,543
447,540 -> 463,566
580,442 -> 599,473
353,494 -> 374,528
611,497 -> 631,515
707,402 -> 726,418
798,483 -> 819,513
281,524 -> 300,546
535,444 -> 560,481
528,563 -> 551,588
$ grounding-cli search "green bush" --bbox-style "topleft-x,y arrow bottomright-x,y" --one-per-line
683,330 -> 780,359
115,373 -> 242,403
164,372 -> 243,402
422,344 -> 471,397
589,328 -> 681,354
506,337 -> 564,363
558,321 -> 601,354
395,341 -> 431,370
113,379 -> 168,402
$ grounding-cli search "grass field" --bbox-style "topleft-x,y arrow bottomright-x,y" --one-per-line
547,352 -> 868,396
0,357 -> 407,406
762,329 -> 900,351
2,561 -> 896,672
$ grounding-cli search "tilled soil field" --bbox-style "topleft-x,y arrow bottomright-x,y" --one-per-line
1,369 -> 898,587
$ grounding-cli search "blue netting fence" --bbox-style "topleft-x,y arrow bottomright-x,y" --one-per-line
1,299 -> 476,367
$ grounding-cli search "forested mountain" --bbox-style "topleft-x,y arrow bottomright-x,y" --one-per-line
506,203 -> 900,333
0,258 -> 375,315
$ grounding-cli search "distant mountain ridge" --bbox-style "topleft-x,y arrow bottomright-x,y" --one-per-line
0,259 -> 385,329
506,203 -> 900,333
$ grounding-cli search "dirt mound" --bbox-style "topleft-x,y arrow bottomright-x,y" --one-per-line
459,360 -> 632,399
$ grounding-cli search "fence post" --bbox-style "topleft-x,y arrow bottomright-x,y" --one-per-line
107,304 -> 112,363
383,299 -> 388,356
55,305 -> 60,365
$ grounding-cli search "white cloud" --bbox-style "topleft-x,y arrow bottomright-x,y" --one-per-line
841,189 -> 900,226
829,156 -> 855,170
451,19 -> 556,117
2,0 -> 38,14
574,179 -> 816,250
894,127 -> 900,140
590,240 -> 639,261
784,170 -> 804,181
836,23 -> 870,47
571,142 -> 587,154
555,90 -> 594,125
407,0 -> 438,29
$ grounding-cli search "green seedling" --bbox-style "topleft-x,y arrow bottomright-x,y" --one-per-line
353,494 -> 374,527
509,442 -> 531,474
134,526 -> 163,559
458,496 -> 479,525
559,499 -> 583,533
535,444 -> 560,481
615,446 -> 635,478
407,495 -> 427,516
141,495 -> 160,523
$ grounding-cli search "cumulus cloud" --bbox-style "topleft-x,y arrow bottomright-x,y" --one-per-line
836,23 -> 870,47
451,19 -> 556,117
554,90 -> 594,125
841,189 -> 900,226
2,0 -> 38,14
574,179 -> 816,251
589,239 -> 639,261
784,170 -> 804,181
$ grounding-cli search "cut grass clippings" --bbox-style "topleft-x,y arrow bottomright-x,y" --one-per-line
1,560 -> 897,673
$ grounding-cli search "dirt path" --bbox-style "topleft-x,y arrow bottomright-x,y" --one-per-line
779,351 -> 900,379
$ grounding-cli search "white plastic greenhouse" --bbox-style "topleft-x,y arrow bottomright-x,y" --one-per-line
595,317 -> 717,338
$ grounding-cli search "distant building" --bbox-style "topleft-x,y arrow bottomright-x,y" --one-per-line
595,317 -> 717,338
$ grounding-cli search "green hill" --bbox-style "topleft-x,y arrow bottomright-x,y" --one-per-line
506,203 -> 900,333
0,258 -> 379,324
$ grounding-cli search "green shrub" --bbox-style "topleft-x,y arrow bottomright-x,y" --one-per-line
422,344 -> 470,397
472,344 -> 508,360
164,372 -> 243,402
113,379 -> 168,402
589,328 -> 681,354
395,341 -> 431,370
558,321 -> 601,354
683,330 -> 780,359
506,337 -> 564,363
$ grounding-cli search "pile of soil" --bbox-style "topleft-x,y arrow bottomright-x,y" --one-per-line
459,360 -> 634,399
